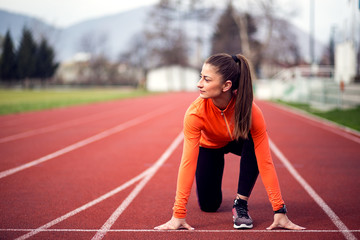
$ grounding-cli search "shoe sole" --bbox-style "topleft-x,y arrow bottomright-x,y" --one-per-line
233,223 -> 253,229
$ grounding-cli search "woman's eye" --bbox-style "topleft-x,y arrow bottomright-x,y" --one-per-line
200,75 -> 209,82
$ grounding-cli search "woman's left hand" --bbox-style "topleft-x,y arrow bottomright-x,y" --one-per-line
266,214 -> 305,230
154,216 -> 194,230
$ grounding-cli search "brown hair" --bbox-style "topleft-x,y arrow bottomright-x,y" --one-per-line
205,53 -> 253,140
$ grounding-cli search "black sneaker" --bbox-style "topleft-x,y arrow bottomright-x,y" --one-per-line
232,198 -> 253,229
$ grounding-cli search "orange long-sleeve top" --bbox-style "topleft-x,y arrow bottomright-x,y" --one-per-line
172,96 -> 285,218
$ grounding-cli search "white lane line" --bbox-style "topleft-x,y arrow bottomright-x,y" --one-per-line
92,132 -> 184,240
267,102 -> 360,144
14,170 -> 148,240
0,107 -> 128,144
13,169 -> 149,240
0,106 -> 171,180
2,228 -> 360,233
14,132 -> 183,240
269,138 -> 357,240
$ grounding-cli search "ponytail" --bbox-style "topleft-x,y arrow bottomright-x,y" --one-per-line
232,54 -> 253,140
205,53 -> 253,140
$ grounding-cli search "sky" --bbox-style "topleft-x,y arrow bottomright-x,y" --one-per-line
0,0 -> 357,43
0,0 -> 159,27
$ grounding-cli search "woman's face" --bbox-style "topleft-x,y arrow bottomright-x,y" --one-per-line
197,63 -> 225,99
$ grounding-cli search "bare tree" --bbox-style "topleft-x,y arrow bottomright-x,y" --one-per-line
78,31 -> 108,59
227,0 -> 275,66
263,18 -> 301,66
142,0 -> 190,67
119,32 -> 150,69
77,32 -> 110,84
218,0 -> 299,77
120,0 -> 214,71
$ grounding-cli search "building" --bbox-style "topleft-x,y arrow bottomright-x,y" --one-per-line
146,65 -> 199,92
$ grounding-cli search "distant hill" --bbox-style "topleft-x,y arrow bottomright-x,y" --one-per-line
55,6 -> 154,61
0,7 -> 155,61
0,6 -> 220,63
0,9 -> 57,46
0,6 -> 326,64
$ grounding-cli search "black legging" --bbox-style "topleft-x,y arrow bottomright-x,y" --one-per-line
195,134 -> 259,212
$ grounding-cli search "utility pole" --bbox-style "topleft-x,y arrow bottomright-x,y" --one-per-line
310,0 -> 315,66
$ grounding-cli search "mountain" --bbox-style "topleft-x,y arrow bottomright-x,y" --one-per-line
55,6 -> 153,61
0,9 -> 58,46
55,6 -> 221,62
0,7 -> 155,61
0,6 -> 220,63
0,6 -> 326,64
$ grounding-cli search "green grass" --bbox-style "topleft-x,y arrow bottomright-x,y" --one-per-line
0,88 -> 153,115
276,100 -> 360,132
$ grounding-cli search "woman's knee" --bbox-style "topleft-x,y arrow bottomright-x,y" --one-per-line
198,198 -> 222,212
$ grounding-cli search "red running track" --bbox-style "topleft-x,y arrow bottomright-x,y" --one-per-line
0,92 -> 359,240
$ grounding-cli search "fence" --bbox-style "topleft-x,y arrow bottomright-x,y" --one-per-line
255,65 -> 360,110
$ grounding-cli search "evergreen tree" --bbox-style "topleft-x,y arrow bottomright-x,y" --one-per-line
16,27 -> 37,80
36,38 -> 58,80
329,28 -> 335,66
211,2 -> 262,73
211,3 -> 259,56
211,3 -> 241,54
0,30 -> 17,81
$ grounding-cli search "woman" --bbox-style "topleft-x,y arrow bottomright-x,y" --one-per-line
154,53 -> 305,231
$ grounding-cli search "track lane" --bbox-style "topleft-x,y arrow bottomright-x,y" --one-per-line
1,93 -> 358,240
0,105 -> 175,177
114,99 -> 359,239
0,94 -> 178,136
0,93 -> 196,239
257,100 -> 360,239
0,93 -> 193,171
114,141 -> 348,239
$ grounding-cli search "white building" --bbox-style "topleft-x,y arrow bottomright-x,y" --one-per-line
146,65 -> 199,92
335,41 -> 357,84
334,0 -> 360,84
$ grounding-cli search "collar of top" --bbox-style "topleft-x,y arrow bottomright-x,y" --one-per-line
209,96 -> 235,114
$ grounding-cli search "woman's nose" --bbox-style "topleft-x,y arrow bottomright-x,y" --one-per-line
197,79 -> 203,88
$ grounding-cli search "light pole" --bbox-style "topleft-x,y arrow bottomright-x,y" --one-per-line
310,0 -> 315,66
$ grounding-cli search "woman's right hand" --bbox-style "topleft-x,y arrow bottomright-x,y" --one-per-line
154,216 -> 194,230
266,213 -> 305,230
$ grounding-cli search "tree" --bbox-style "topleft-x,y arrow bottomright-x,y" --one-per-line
143,0 -> 190,67
226,0 -> 300,75
77,32 -> 109,84
119,32 -> 151,71
263,18 -> 301,67
16,27 -> 37,80
78,31 -> 108,59
230,0 -> 278,63
318,29 -> 335,66
121,0 -> 213,71
211,2 -> 260,54
0,30 -> 17,82
211,3 -> 242,54
36,38 -> 58,81
211,1 -> 262,73
329,27 -> 335,66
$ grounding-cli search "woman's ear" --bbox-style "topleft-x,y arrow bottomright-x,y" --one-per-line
222,80 -> 232,92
